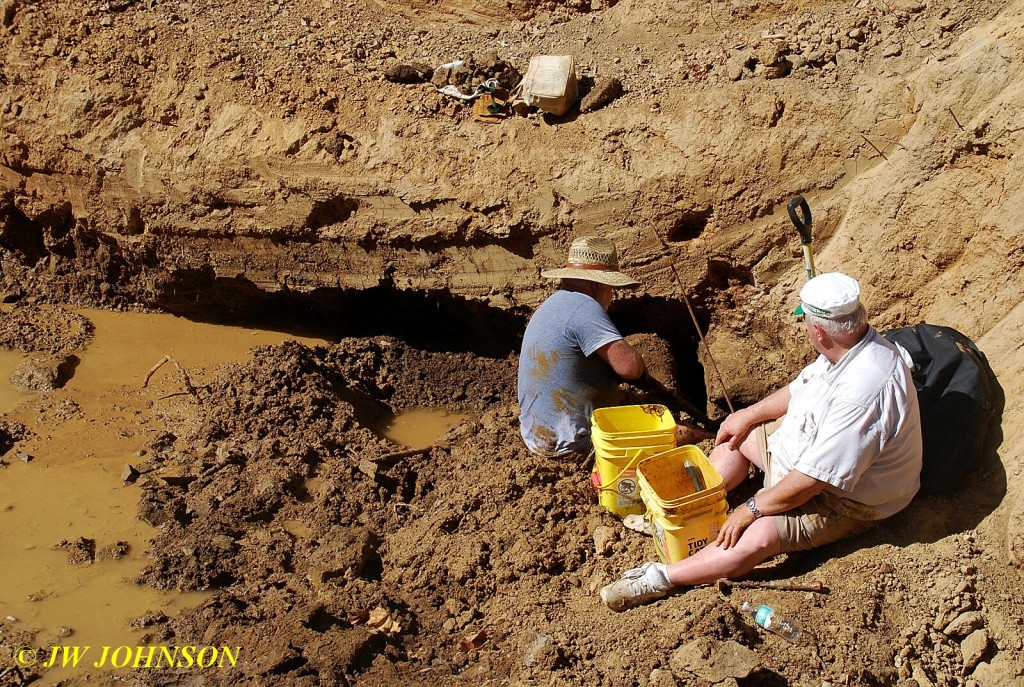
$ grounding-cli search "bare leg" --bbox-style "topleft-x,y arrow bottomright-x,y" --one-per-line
709,429 -> 765,491
666,517 -> 781,586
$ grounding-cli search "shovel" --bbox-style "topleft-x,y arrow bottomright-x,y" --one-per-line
787,195 -> 815,280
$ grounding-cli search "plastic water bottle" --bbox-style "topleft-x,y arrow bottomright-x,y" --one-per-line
740,601 -> 804,644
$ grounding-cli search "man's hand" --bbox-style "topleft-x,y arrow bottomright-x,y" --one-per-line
715,502 -> 757,549
714,409 -> 754,450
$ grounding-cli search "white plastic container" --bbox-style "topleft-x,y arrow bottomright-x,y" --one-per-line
520,55 -> 578,116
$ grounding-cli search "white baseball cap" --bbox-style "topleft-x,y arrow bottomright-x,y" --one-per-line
794,272 -> 862,318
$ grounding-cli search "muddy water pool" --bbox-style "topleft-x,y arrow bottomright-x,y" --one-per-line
374,406 -> 473,449
0,309 -> 328,682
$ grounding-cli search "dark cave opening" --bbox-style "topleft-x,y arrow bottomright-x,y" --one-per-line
153,268 -> 530,359
151,270 -> 711,414
610,294 -> 710,415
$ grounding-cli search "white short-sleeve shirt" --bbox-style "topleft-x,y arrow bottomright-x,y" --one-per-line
766,327 -> 923,519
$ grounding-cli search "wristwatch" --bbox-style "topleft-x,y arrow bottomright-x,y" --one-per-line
745,496 -> 763,519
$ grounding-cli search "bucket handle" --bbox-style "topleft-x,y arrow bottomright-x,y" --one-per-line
594,448 -> 649,494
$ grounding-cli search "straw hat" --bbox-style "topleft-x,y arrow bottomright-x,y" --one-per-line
541,236 -> 640,288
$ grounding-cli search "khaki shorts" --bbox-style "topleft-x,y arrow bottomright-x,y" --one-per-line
754,423 -> 878,553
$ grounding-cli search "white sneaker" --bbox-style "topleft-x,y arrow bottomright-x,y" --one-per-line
600,562 -> 674,611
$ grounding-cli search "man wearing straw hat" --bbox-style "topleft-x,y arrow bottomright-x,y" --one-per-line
517,235 -> 648,458
600,272 -> 923,611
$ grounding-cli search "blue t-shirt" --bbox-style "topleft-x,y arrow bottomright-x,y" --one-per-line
517,290 -> 625,456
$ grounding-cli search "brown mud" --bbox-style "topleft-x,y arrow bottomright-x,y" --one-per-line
3,0 -> 1024,685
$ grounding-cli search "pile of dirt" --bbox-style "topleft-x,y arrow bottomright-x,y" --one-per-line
0,305 -> 92,355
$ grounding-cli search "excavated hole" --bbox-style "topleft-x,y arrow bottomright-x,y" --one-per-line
612,295 -> 709,410
153,271 -> 530,358
667,207 -> 713,242
151,271 -> 713,419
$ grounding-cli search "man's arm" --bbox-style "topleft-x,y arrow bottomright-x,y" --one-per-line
595,339 -> 645,381
715,385 -> 792,450
715,470 -> 829,548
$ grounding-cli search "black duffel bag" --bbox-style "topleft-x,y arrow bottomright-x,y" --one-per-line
881,323 -> 999,494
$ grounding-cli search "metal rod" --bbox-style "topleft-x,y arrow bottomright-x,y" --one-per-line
716,578 -> 826,593
668,262 -> 735,415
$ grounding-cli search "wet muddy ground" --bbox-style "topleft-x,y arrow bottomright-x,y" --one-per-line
0,305 -> 326,684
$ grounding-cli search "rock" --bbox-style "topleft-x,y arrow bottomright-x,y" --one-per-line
911,662 -> 936,686
670,638 -> 759,682
592,525 -> 617,555
431,66 -> 453,87
211,534 -> 236,552
96,541 -> 130,560
835,49 -> 859,68
649,668 -> 679,686
17,452 -> 31,463
882,43 -> 903,57
726,54 -> 751,81
892,0 -> 925,12
960,629 -> 990,673
384,64 -> 430,84
970,653 -> 1022,684
9,355 -> 75,391
942,611 -> 984,637
307,526 -> 379,584
521,632 -> 557,669
121,463 -> 141,484
579,78 -> 623,113
786,54 -> 809,70
58,537 -> 96,565
756,40 -> 789,68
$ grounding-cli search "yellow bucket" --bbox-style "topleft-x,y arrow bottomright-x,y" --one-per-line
637,445 -> 724,506
590,405 -> 677,517
591,444 -> 673,517
638,446 -> 728,563
648,499 -> 729,562
592,404 -> 676,438
592,430 -> 676,453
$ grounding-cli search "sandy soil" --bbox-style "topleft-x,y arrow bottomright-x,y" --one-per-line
3,0 -> 1024,685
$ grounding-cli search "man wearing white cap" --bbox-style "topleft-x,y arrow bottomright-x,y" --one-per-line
601,272 -> 923,611
517,236 -> 648,458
